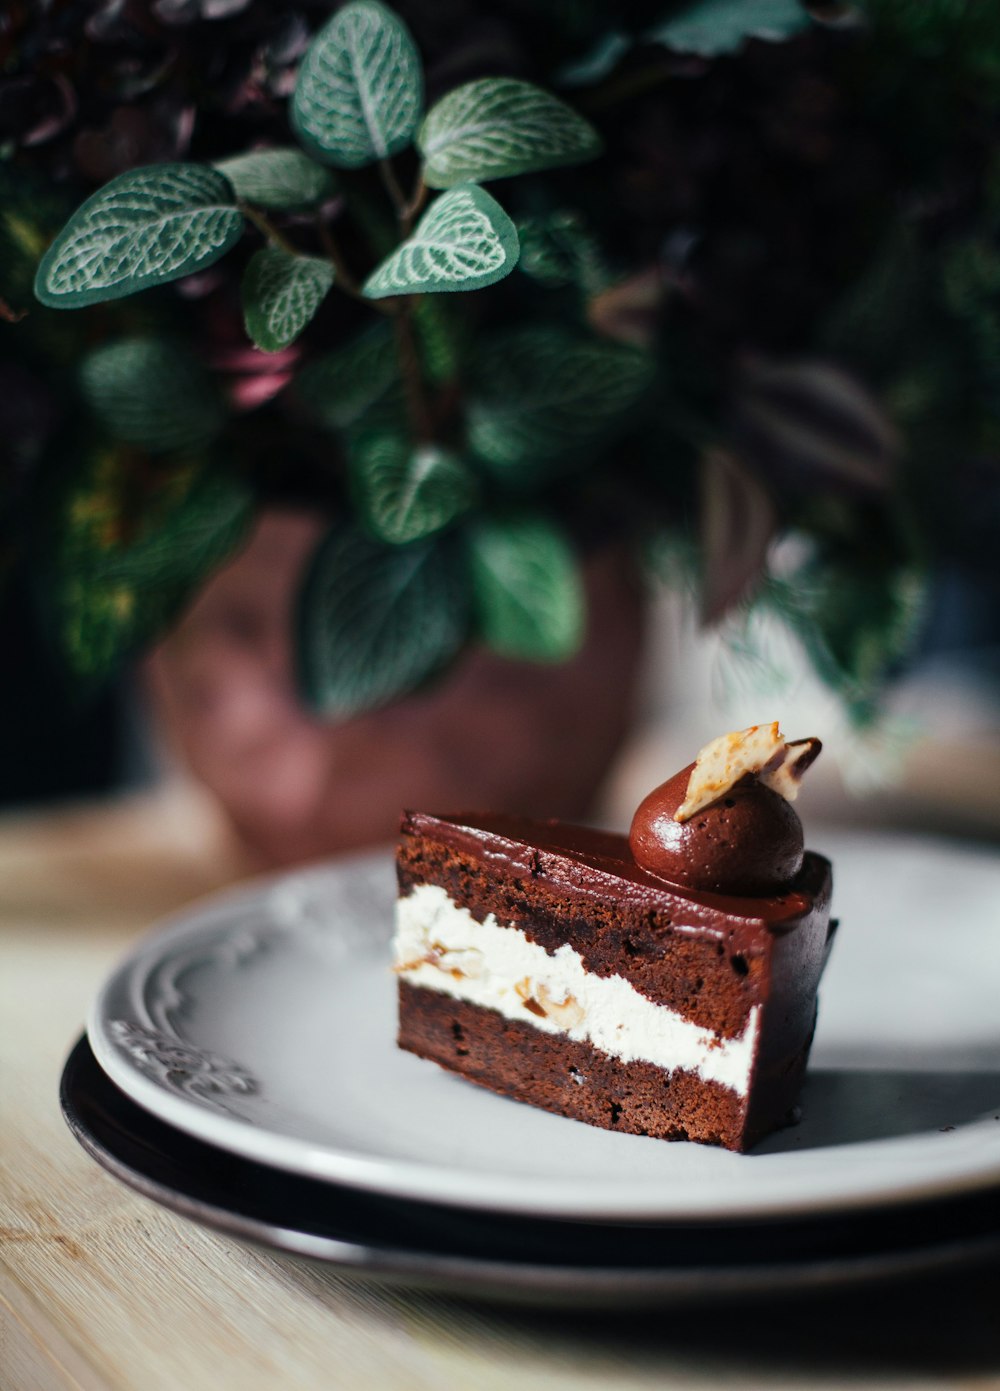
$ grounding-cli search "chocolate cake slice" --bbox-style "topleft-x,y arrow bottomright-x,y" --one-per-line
394,725 -> 836,1153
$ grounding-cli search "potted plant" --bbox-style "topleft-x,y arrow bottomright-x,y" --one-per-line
3,0 -> 998,860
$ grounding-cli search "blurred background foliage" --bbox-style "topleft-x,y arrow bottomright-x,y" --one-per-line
2,0 -> 1000,801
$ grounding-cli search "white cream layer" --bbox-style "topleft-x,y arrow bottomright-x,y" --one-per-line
395,883 -> 759,1097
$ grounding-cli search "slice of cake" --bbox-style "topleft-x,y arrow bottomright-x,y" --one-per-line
394,723 -> 835,1152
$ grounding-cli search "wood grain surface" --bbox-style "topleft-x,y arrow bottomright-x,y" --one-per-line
2,786 -> 1000,1390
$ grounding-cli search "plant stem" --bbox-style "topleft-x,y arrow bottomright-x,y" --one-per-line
394,302 -> 435,444
315,214 -> 395,315
377,158 -> 409,220
316,218 -> 360,294
240,204 -> 299,257
376,161 -> 438,440
400,175 -> 428,237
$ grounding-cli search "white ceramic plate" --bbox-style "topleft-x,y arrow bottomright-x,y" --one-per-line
61,1036 -> 1000,1308
88,831 -> 1000,1222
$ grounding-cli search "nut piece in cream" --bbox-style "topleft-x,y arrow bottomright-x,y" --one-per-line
394,940 -> 485,980
675,723 -> 821,823
515,977 -> 586,1029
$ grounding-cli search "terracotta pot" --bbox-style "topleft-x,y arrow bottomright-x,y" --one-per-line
144,508 -> 647,868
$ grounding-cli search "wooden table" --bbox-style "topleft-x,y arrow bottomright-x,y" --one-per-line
3,786 -> 1000,1390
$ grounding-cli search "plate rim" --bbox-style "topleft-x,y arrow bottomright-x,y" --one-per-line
61,1035 -> 1000,1307
87,838 -> 1000,1223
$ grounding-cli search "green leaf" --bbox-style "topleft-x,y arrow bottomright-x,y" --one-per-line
468,516 -> 585,663
466,327 -> 654,484
291,1 -> 423,169
363,184 -> 519,298
241,249 -> 334,353
46,449 -> 253,685
515,211 -> 608,294
783,561 -> 927,724
0,167 -> 73,314
647,0 -> 811,57
295,326 -> 401,432
214,148 -> 337,210
861,1 -> 1000,101
80,337 -> 227,453
297,526 -> 469,717
942,238 -> 1000,395
418,78 -> 601,189
34,164 -> 243,309
351,434 -> 476,544
819,227 -> 927,381
556,31 -> 632,87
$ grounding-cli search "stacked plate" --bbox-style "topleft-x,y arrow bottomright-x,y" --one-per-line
63,832 -> 1000,1306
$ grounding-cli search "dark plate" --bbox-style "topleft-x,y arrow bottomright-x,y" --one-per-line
61,1036 -> 1000,1308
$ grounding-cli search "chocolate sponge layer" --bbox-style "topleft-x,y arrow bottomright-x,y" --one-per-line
397,982 -> 792,1152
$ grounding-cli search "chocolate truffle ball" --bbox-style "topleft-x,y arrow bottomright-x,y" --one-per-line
629,763 -> 805,895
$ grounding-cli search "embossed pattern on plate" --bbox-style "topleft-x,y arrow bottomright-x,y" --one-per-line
88,834 -> 1000,1221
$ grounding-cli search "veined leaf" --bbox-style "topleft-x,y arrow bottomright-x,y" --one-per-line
466,327 -> 654,483
214,148 -> 337,210
291,1 -> 423,169
295,326 -> 401,431
297,525 -> 469,717
34,164 -> 243,308
363,184 -> 519,297
241,248 -> 334,353
46,447 -> 253,685
468,516 -> 585,662
418,78 -> 601,189
80,337 -> 226,453
351,434 -> 476,544
647,0 -> 811,57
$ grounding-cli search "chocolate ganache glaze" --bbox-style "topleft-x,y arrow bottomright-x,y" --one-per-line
629,728 -> 822,896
